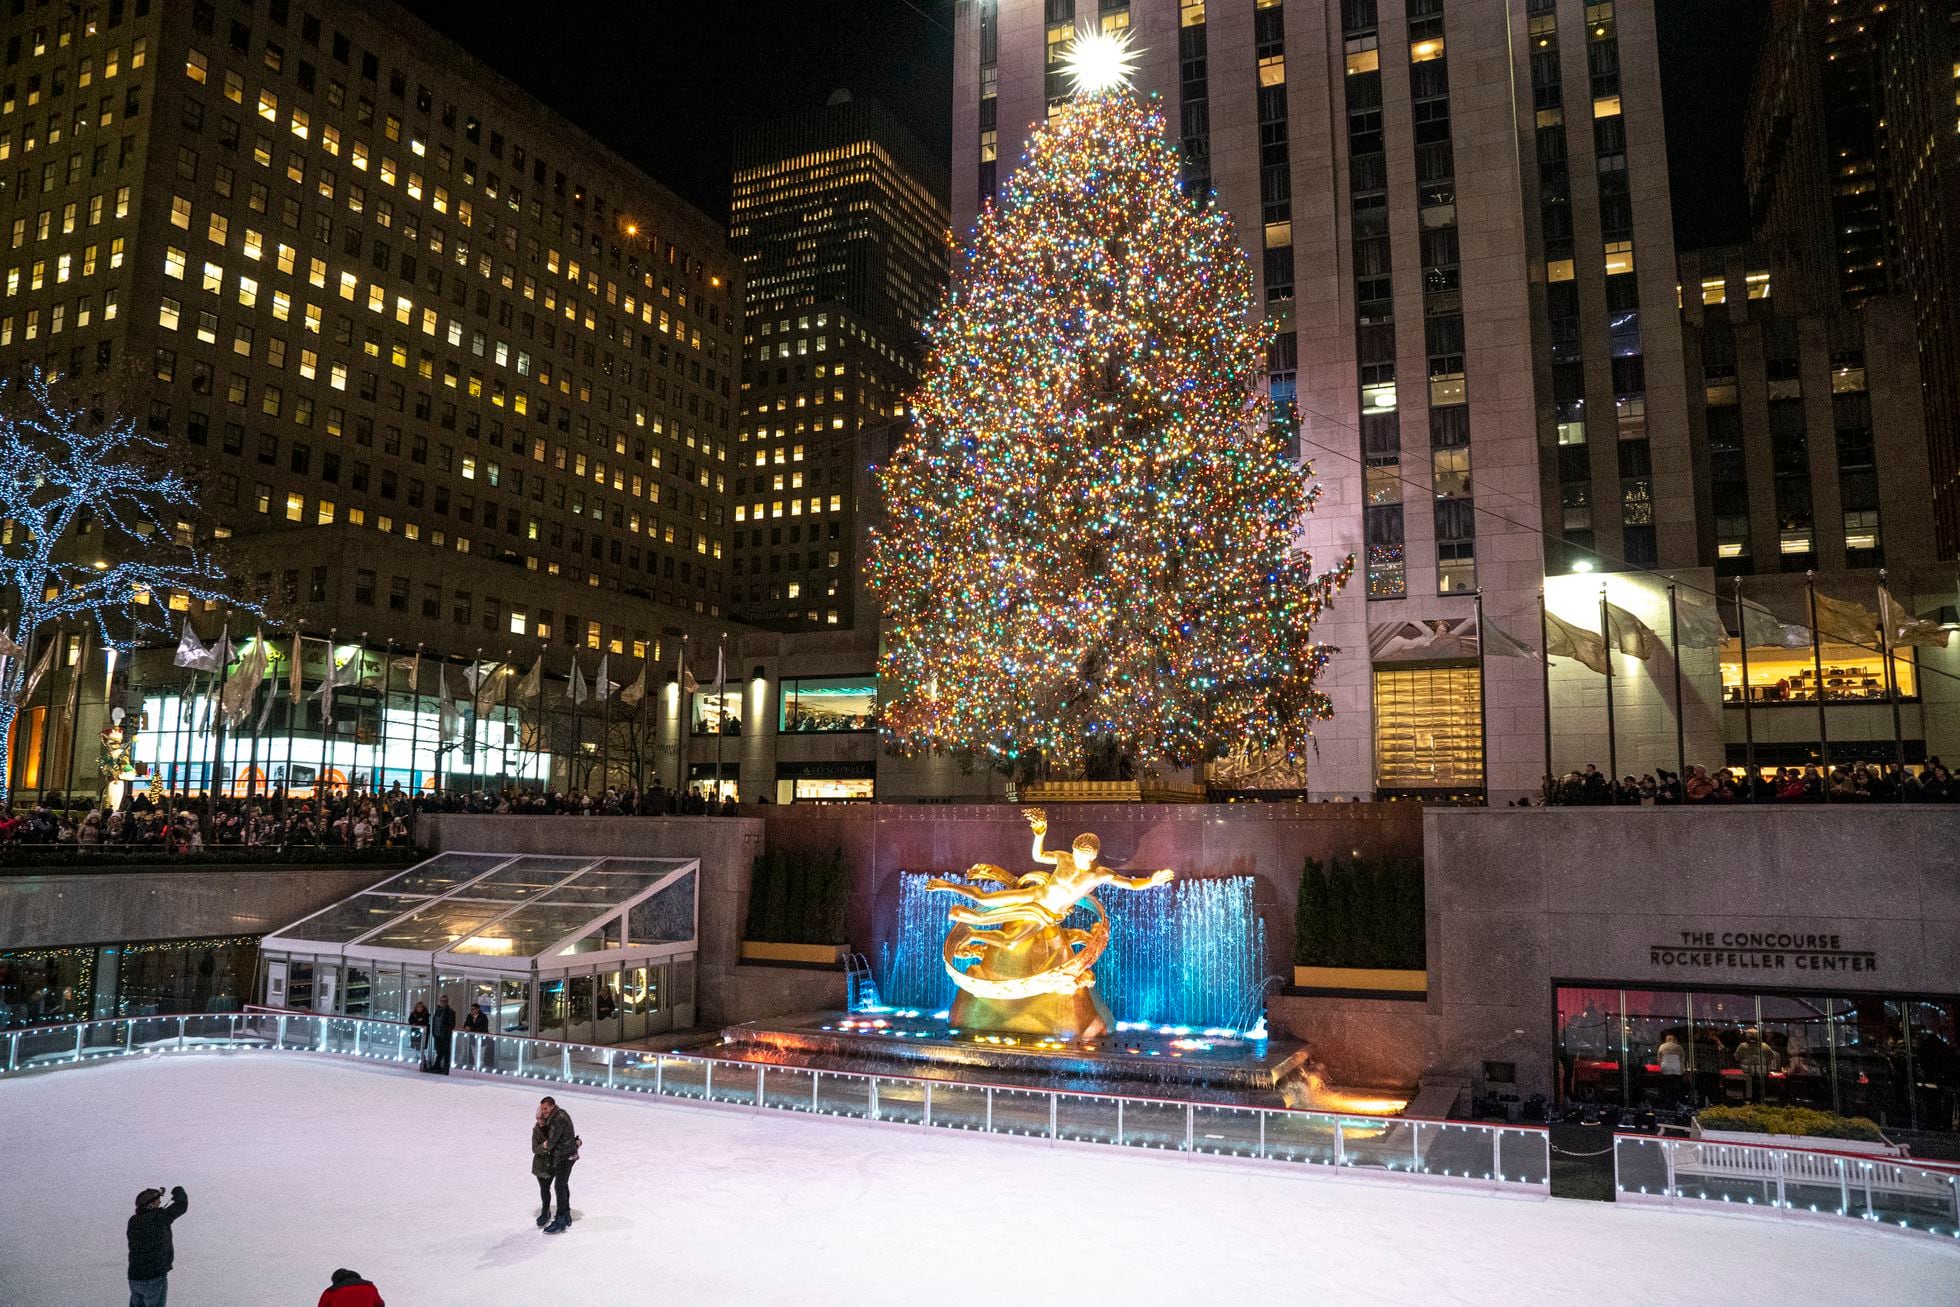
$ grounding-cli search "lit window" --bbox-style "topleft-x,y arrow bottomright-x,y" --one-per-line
316,500 -> 336,525
1699,276 -> 1725,305
185,49 -> 208,83
1546,258 -> 1575,282
1346,44 -> 1379,76
1593,95 -> 1622,118
1362,381 -> 1398,411
1745,270 -> 1770,299
1602,241 -> 1635,276
1258,55 -> 1285,86
158,298 -> 181,331
1410,38 -> 1445,62
163,246 -> 186,279
285,492 -> 304,522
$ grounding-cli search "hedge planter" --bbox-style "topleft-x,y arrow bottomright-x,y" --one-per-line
1291,966 -> 1428,997
739,940 -> 850,968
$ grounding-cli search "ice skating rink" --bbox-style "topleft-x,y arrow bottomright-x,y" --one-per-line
2,1054 -> 1955,1306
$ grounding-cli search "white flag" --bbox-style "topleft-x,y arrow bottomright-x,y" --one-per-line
1545,611 -> 1608,675
174,620 -> 220,671
0,629 -> 22,660
567,659 -> 590,705
220,640 -> 268,727
1673,589 -> 1728,649
255,671 -> 278,732
619,663 -> 647,708
1738,596 -> 1808,649
314,645 -> 362,723
1474,614 -> 1538,659
593,653 -> 611,702
1879,585 -> 1948,649
18,637 -> 55,704
1603,601 -> 1659,660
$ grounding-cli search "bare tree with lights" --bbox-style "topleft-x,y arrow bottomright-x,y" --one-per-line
0,370 -> 242,804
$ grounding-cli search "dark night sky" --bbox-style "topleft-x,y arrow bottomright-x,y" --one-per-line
397,0 -> 957,219
401,0 -> 1763,247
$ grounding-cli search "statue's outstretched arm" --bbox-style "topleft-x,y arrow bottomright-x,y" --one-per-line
1105,868 -> 1173,890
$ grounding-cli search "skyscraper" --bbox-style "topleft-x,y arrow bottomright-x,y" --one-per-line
952,0 -> 1695,800
1746,0 -> 1960,551
729,91 -> 949,631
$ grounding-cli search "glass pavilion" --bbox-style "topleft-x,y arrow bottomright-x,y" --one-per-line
259,851 -> 698,1044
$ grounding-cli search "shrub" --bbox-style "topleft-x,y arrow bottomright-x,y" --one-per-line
1697,1104 -> 1888,1144
745,846 -> 852,945
1293,853 -> 1424,970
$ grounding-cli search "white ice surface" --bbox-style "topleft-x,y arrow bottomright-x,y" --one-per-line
2,1053 -> 1955,1307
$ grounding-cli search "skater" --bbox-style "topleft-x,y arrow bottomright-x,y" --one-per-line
429,995 -> 457,1074
317,1267 -> 385,1307
407,1000 -> 430,1061
463,999 -> 490,1068
126,1184 -> 188,1307
532,1095 -> 579,1234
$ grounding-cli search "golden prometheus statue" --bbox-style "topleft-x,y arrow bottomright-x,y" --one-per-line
927,808 -> 1172,1041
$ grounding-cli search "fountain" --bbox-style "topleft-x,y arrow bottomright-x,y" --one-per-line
716,810 -> 1331,1102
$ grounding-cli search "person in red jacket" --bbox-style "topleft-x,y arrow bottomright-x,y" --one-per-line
317,1268 -> 384,1307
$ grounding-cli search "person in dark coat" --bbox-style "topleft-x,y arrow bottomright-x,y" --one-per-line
317,1268 -> 385,1307
126,1185 -> 188,1306
429,995 -> 457,1074
532,1095 -> 579,1234
407,1000 -> 430,1056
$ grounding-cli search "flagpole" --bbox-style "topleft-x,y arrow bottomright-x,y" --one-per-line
1667,581 -> 1685,783
208,623 -> 230,833
282,631 -> 299,826
570,653 -> 583,795
1880,568 -> 1906,799
1538,589 -> 1553,792
1806,573 -> 1830,803
1472,592 -> 1490,808
321,628 -> 337,808
1735,579 -> 1756,792
1599,585 -> 1617,800
715,632 -> 727,804
376,638 -> 392,795
599,658 -> 612,796
676,634 -> 690,795
501,648 -> 515,795
63,627 -> 90,810
407,643 -> 423,800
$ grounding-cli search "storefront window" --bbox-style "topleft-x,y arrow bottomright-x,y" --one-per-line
687,764 -> 737,802
0,947 -> 93,1029
111,936 -> 256,1017
1555,985 -> 1955,1130
1719,638 -> 1915,704
776,775 -> 875,804
779,676 -> 877,732
1372,665 -> 1483,792
690,688 -> 743,736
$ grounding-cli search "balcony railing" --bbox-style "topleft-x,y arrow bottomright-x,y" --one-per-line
1,1010 -> 1548,1196
1613,1132 -> 1960,1240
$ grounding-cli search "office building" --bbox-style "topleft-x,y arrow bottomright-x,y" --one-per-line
0,0 -> 746,795
952,0 -> 1697,800
729,91 -> 949,631
1746,0 -> 1960,551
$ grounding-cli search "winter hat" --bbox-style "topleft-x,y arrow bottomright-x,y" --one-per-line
135,1188 -> 164,1211
330,1269 -> 364,1287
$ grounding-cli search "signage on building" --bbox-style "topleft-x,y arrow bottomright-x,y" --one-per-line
1648,929 -> 1877,974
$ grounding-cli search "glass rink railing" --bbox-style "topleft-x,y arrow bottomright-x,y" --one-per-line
1613,1133 -> 1960,1239
2,1009 -> 1550,1195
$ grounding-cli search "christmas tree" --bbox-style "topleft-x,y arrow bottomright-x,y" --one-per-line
870,33 -> 1351,779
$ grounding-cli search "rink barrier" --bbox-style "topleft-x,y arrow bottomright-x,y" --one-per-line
7,1011 -> 1550,1194
1611,1132 -> 1960,1240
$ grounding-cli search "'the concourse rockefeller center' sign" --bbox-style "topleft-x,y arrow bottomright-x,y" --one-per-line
1649,929 -> 1879,975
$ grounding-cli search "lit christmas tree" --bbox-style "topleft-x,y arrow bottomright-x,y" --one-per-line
870,32 -> 1352,780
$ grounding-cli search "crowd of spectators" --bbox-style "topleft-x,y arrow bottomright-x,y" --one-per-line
0,777 -> 747,853
1538,759 -> 1960,806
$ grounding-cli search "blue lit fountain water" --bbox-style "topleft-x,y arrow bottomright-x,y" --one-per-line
877,869 -> 1268,1033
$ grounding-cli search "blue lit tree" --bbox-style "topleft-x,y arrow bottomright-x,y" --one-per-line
0,369 -> 242,805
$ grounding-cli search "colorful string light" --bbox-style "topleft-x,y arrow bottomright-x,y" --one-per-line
869,89 -> 1353,776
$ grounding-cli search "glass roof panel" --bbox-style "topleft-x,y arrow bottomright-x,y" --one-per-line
586,857 -> 693,876
458,856 -> 600,900
368,852 -> 514,898
528,867 -> 681,909
271,893 -> 429,944
360,900 -> 523,952
465,903 -> 616,957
